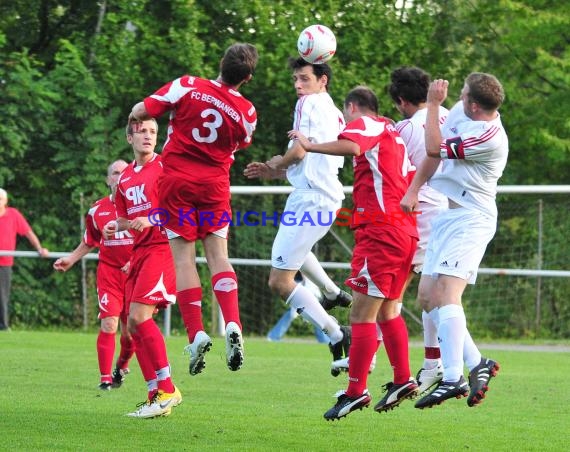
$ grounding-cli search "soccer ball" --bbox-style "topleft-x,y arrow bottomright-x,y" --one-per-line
297,24 -> 337,64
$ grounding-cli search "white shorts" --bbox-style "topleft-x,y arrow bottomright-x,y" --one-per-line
271,189 -> 342,270
423,207 -> 496,284
413,201 -> 447,272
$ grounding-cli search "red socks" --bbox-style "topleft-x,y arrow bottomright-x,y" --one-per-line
96,331 -> 115,383
115,334 -> 136,370
212,272 -> 241,329
346,323 -> 378,397
379,315 -> 412,384
134,319 -> 174,393
177,287 -> 204,342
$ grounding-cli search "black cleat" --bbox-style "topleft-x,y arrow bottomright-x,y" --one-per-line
374,378 -> 419,413
98,382 -> 112,391
111,367 -> 130,388
329,325 -> 351,377
324,390 -> 371,421
321,290 -> 353,311
415,376 -> 469,409
467,358 -> 500,407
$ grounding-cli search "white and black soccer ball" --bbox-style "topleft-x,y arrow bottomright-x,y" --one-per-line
297,24 -> 337,64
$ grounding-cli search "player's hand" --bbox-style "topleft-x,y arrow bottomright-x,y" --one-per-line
38,247 -> 49,258
120,261 -> 131,274
427,79 -> 448,105
400,189 -> 420,213
128,216 -> 151,232
103,220 -> 118,239
53,257 -> 72,272
244,162 -> 272,179
287,130 -> 311,150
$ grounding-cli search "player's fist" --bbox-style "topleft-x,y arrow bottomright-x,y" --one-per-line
103,220 -> 118,239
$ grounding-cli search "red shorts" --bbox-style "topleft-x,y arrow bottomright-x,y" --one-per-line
124,244 -> 176,313
346,224 -> 417,299
158,174 -> 231,241
97,263 -> 128,320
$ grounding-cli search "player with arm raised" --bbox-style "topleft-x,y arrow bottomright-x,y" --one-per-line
130,43 -> 258,376
403,73 -> 507,409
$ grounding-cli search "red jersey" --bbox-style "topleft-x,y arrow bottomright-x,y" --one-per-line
84,195 -> 133,268
339,116 -> 418,238
114,154 -> 169,248
143,76 -> 257,183
0,207 -> 31,266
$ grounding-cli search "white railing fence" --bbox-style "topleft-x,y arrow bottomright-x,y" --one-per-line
3,185 -> 570,338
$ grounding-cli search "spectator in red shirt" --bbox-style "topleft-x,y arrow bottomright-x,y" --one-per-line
0,188 -> 49,331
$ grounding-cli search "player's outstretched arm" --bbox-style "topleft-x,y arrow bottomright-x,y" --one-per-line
53,241 -> 94,272
288,130 -> 359,156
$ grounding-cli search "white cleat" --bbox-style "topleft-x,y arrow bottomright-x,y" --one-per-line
184,331 -> 212,376
225,321 -> 244,371
127,401 -> 170,419
126,387 -> 182,419
416,362 -> 444,394
331,353 -> 377,375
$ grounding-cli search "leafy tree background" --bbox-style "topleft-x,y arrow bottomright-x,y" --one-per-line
1,0 -> 568,336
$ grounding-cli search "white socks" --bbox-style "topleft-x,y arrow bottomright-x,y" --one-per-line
422,309 -> 440,369
423,309 -> 439,348
463,329 -> 482,370
286,283 -> 342,343
300,252 -> 340,299
437,304 -> 466,382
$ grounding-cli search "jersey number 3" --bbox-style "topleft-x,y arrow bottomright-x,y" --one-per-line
192,108 -> 223,144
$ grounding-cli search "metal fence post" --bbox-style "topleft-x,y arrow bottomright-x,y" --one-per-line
535,199 -> 543,335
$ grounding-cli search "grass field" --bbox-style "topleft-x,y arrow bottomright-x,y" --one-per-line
2,331 -> 569,451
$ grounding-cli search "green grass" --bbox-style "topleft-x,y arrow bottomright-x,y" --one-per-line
2,331 -> 569,451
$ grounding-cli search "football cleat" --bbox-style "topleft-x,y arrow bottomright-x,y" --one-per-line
225,322 -> 244,371
321,290 -> 353,311
126,387 -> 182,419
324,390 -> 371,421
329,325 -> 351,376
415,376 -> 469,409
184,330 -> 212,376
416,362 -> 443,394
374,378 -> 419,413
98,382 -> 112,391
467,357 -> 500,407
331,353 -> 377,375
111,367 -> 130,388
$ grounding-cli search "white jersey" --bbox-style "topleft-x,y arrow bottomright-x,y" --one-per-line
286,92 -> 345,202
396,106 -> 448,205
429,101 -> 509,217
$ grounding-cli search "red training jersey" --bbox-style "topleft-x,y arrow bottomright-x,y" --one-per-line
114,154 -> 169,248
0,207 -> 31,266
84,195 -> 134,268
144,75 -> 257,183
339,115 -> 418,238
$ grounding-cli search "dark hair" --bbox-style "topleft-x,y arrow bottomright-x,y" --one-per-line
344,86 -> 378,114
388,66 -> 430,106
220,43 -> 258,86
288,57 -> 333,89
465,72 -> 505,111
